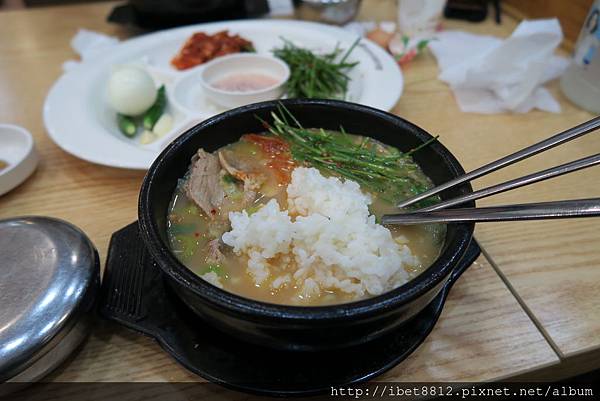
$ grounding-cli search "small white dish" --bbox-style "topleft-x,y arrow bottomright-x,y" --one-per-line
0,124 -> 38,196
198,53 -> 289,109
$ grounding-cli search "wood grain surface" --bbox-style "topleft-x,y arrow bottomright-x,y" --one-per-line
379,254 -> 559,382
45,255 -> 558,384
0,0 -> 597,387
0,3 -> 143,261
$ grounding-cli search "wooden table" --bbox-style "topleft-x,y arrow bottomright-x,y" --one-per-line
0,0 -> 597,391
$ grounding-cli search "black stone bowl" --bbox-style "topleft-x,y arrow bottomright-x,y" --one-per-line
138,99 -> 475,352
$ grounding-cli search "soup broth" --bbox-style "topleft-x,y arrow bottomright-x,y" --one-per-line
167,119 -> 444,306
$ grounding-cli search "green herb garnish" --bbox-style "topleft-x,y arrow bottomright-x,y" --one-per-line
200,264 -> 226,278
184,204 -> 199,215
169,223 -> 197,235
222,174 -> 240,185
272,37 -> 360,99
259,105 -> 440,207
245,204 -> 262,216
175,235 -> 199,259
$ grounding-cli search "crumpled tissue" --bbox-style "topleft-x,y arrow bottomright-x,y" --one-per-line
428,18 -> 569,114
62,29 -> 119,72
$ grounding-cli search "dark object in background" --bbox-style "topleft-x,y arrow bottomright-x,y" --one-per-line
444,0 -> 502,24
108,0 -> 270,30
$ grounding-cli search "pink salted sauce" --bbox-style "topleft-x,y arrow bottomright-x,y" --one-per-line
212,73 -> 279,92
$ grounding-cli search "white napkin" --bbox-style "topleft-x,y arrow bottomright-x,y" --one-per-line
62,29 -> 119,72
429,19 -> 569,114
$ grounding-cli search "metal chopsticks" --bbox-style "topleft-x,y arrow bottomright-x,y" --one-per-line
382,198 -> 600,225
396,116 -> 600,209
417,153 -> 600,212
382,116 -> 600,225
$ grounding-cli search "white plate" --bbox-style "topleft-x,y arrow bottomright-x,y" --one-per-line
0,124 -> 38,196
44,20 -> 403,170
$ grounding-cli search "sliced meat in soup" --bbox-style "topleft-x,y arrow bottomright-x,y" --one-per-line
185,149 -> 225,218
218,149 -> 266,200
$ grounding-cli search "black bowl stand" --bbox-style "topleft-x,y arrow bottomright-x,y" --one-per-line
99,222 -> 480,396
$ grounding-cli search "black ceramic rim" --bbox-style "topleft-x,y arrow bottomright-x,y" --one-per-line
139,99 -> 475,322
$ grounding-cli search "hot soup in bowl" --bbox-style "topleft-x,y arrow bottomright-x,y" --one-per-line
139,99 -> 475,351
166,107 -> 446,306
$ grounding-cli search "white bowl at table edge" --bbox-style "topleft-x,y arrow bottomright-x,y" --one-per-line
0,124 -> 38,196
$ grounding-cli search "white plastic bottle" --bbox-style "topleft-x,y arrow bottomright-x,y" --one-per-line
560,0 -> 600,114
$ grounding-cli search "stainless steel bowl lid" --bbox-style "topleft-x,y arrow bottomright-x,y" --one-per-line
0,217 -> 99,382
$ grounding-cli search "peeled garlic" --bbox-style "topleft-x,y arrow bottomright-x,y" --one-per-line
152,113 -> 173,137
139,130 -> 157,145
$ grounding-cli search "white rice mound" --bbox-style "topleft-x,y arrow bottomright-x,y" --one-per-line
221,167 -> 419,301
